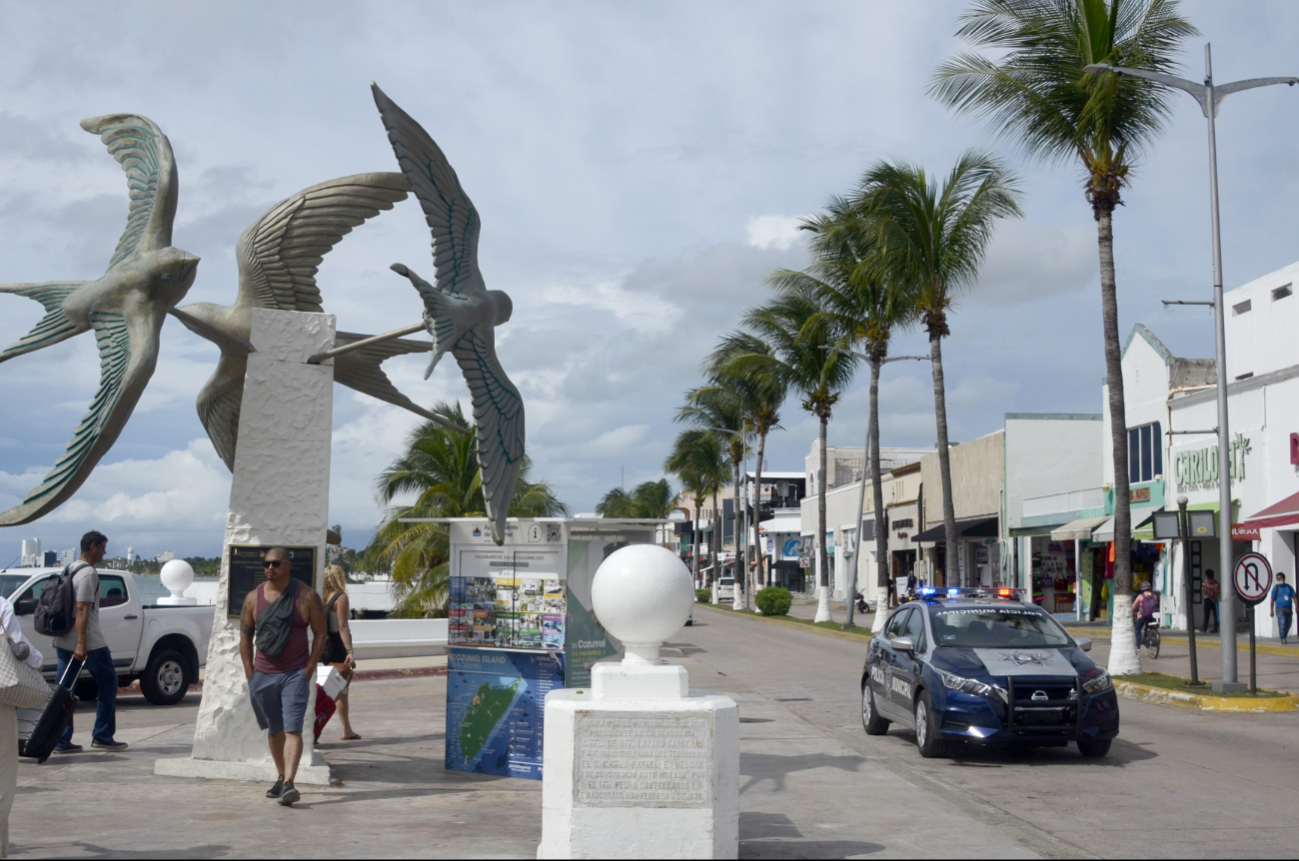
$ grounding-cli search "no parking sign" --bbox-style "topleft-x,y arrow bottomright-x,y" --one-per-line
1233,552 -> 1273,606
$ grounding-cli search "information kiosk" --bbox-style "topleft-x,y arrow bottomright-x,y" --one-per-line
442,518 -> 663,779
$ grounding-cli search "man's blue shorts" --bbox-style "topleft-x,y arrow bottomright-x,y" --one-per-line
248,670 -> 310,736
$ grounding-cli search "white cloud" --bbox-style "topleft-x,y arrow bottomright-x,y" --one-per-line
746,215 -> 805,251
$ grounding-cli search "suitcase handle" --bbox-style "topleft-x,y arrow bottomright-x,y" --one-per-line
56,657 -> 86,690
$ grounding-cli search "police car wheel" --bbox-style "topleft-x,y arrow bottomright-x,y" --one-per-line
862,683 -> 889,736
1077,738 -> 1111,758
914,691 -> 946,758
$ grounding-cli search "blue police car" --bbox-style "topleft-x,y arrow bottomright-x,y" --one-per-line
861,588 -> 1119,758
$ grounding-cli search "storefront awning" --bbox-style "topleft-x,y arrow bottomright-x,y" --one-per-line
1236,491 -> 1299,538
1092,512 -> 1154,543
912,516 -> 998,543
1050,515 -> 1111,542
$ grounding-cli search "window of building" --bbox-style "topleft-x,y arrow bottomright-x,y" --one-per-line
1128,421 -> 1163,483
1273,284 -> 1293,301
1233,300 -> 1252,315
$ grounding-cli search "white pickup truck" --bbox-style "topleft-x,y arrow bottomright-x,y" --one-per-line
0,568 -> 214,706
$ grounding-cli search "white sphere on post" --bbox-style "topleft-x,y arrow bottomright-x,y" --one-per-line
157,559 -> 198,605
591,544 -> 693,665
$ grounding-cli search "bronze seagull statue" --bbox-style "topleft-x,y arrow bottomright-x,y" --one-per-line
0,114 -> 199,525
170,172 -> 464,472
373,83 -> 525,545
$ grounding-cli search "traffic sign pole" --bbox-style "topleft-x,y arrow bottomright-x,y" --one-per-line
1233,552 -> 1273,695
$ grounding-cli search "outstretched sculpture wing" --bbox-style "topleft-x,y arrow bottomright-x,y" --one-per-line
80,114 -> 178,270
0,309 -> 160,525
236,173 -> 411,312
196,351 -> 247,472
372,84 -> 483,298
452,326 -> 525,544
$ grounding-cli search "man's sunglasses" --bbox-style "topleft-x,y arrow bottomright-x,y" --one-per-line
264,560 -> 284,569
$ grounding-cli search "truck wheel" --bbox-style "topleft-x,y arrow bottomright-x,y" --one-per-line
141,649 -> 190,706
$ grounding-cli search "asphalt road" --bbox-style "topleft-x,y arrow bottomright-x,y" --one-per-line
681,605 -> 1299,860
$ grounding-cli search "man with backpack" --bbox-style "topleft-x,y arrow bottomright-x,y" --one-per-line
49,531 -> 128,753
238,547 -> 327,807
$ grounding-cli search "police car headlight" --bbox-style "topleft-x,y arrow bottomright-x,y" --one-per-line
935,668 -> 1007,702
1082,670 -> 1112,694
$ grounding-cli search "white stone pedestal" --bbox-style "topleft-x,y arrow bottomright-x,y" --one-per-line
537,663 -> 740,859
155,309 -> 335,785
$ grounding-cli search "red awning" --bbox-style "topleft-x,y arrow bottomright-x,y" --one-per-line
1235,490 -> 1299,537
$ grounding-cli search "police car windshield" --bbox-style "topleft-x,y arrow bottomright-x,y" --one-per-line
931,607 -> 1072,649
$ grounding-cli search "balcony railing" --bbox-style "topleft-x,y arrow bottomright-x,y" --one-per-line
1022,486 -> 1106,519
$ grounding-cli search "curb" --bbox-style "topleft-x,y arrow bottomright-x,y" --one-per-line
1082,631 -> 1299,659
695,602 -> 874,644
1113,679 -> 1299,713
115,664 -> 447,697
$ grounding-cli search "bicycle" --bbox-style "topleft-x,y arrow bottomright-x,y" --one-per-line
1141,619 -> 1161,659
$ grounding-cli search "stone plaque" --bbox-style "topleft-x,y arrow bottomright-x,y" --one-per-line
573,711 -> 713,809
226,544 -> 315,617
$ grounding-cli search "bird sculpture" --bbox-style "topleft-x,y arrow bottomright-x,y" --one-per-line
373,83 -> 524,545
171,172 -> 465,472
0,114 -> 200,526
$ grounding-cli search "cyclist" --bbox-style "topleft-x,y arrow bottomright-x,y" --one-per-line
1133,582 -> 1159,650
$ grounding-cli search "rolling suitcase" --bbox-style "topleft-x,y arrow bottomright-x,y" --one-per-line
21,658 -> 84,764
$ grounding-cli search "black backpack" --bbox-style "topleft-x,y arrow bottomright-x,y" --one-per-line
34,562 -> 85,638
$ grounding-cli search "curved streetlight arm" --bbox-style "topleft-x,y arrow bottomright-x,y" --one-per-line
832,347 -> 927,364
1084,64 -> 1298,118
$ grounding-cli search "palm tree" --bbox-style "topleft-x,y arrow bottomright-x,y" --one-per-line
678,384 -> 752,610
367,402 -> 568,617
666,429 -> 728,587
929,0 -> 1195,669
740,287 -> 858,622
792,198 -> 919,626
707,333 -> 787,593
596,479 -> 677,518
853,152 -> 1022,587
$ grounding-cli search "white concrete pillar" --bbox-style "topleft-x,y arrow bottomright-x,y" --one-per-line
156,309 -> 335,784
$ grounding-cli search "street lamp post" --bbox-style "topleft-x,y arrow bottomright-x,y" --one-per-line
1086,46 -> 1298,692
833,347 -> 927,629
708,426 -> 750,611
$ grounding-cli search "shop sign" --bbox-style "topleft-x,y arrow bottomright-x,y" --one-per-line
1231,522 -> 1261,541
1174,433 -> 1251,492
896,532 -> 909,541
1130,486 -> 1151,503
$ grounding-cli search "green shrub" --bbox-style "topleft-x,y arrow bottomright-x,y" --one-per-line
695,588 -> 712,604
755,586 -> 792,617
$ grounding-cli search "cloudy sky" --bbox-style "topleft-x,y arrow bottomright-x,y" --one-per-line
1,2 -> 1297,560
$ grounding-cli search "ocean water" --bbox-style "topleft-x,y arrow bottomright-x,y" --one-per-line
135,576 -> 219,605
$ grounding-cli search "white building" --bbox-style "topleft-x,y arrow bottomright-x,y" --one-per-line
19,538 -> 40,568
1166,261 -> 1299,637
800,442 -> 933,600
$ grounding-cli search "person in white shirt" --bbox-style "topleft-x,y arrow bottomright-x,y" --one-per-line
0,591 -> 39,858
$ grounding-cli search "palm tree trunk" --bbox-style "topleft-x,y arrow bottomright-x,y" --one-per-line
1097,205 -> 1139,675
732,458 -> 744,611
711,485 -> 721,604
870,357 -> 889,627
753,431 -> 768,599
692,493 -> 701,586
814,414 -> 833,623
930,325 -> 959,587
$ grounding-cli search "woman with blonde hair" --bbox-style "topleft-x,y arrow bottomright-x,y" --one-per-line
321,564 -> 360,740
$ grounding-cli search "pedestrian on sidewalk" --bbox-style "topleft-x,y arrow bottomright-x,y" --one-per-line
53,531 -> 128,754
1202,570 -> 1220,633
0,591 -> 41,856
321,564 -> 360,741
1271,573 -> 1296,645
1132,582 -> 1158,648
239,548 -> 327,807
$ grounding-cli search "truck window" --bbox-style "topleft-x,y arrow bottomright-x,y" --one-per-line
0,575 -> 30,599
15,577 -> 50,605
100,575 -> 129,608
